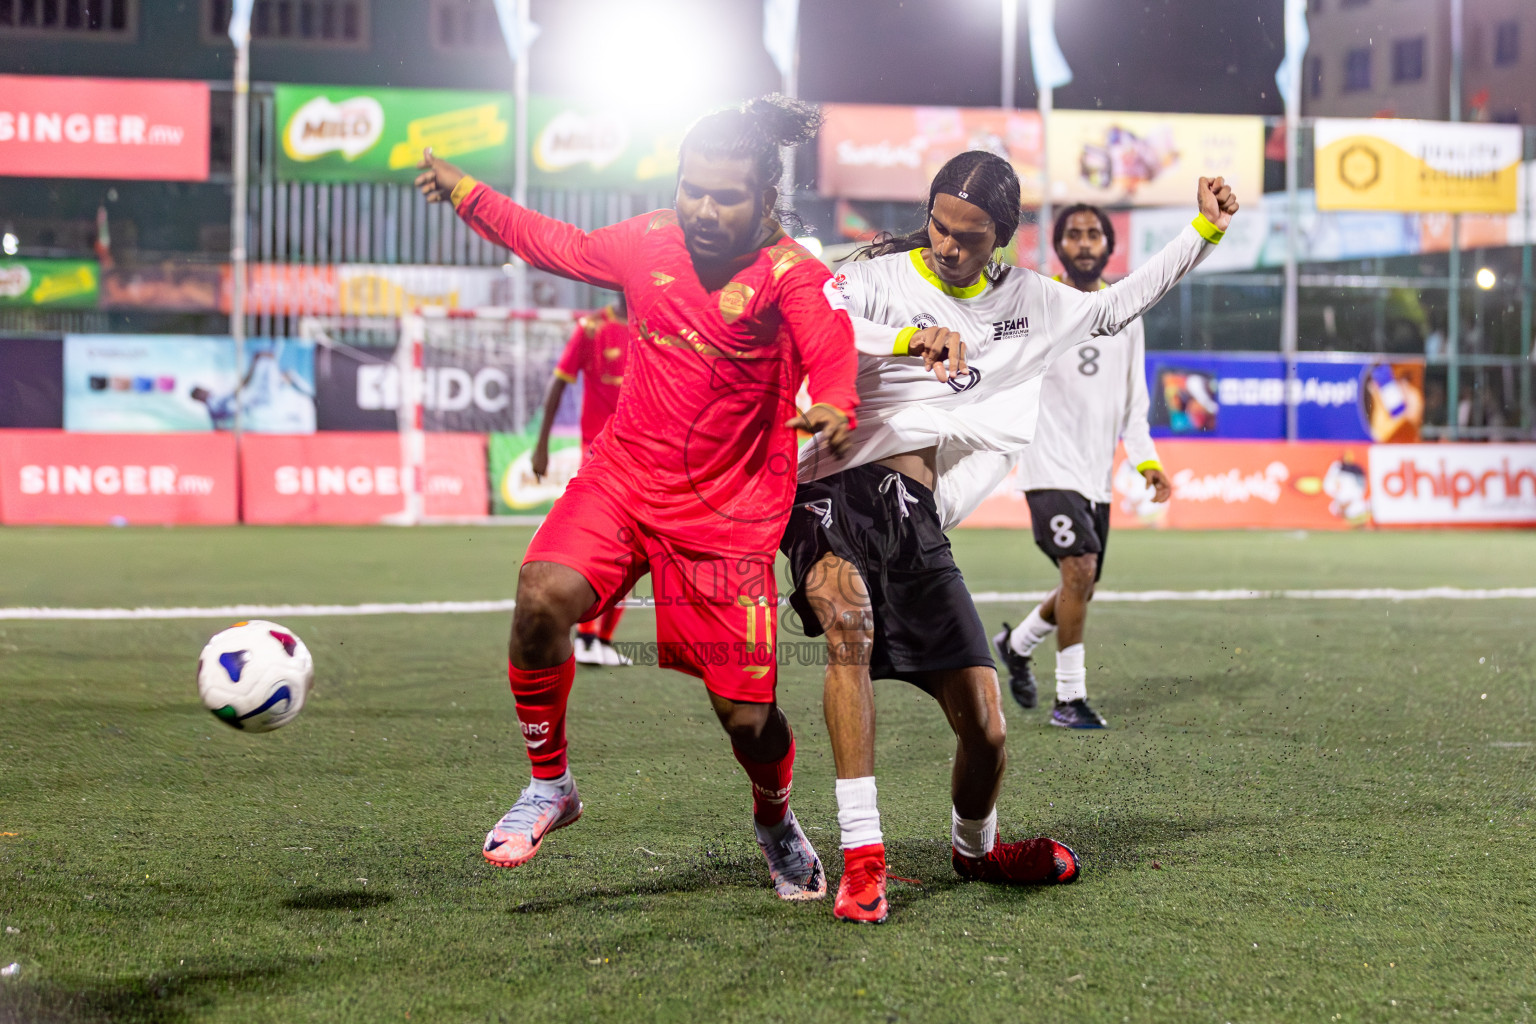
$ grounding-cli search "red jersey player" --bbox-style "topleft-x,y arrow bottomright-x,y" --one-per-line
415,96 -> 858,902
531,295 -> 632,667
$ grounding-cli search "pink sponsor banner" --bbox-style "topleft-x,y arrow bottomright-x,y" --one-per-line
962,441 -> 1373,531
819,103 -> 1043,202
0,75 -> 210,181
0,429 -> 236,524
1368,444 -> 1536,526
241,432 -> 487,524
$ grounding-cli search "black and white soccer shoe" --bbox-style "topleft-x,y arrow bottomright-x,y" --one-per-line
1050,698 -> 1108,730
992,623 -> 1038,710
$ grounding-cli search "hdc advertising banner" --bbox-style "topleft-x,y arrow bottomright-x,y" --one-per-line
1314,119 -> 1522,214
0,430 -> 237,525
275,84 -> 512,184
0,75 -> 210,181
1046,111 -> 1264,208
240,432 -> 488,524
1146,353 -> 1425,443
1368,444 -> 1536,526
960,440 -> 1372,532
63,335 -> 316,434
818,104 -> 1044,203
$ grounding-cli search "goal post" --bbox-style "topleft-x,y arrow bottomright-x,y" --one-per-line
299,306 -> 587,525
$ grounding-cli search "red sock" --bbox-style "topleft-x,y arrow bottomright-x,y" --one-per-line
597,605 -> 624,642
508,656 -> 574,780
733,732 -> 794,827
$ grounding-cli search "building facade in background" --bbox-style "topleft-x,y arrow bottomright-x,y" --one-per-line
1304,0 -> 1535,124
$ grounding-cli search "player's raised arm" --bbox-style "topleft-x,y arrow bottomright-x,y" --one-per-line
1040,176 -> 1239,365
416,147 -> 630,291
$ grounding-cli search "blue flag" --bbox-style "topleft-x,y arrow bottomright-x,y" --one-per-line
1027,0 -> 1072,92
763,0 -> 799,82
1275,0 -> 1310,110
227,0 -> 254,44
491,0 -> 541,60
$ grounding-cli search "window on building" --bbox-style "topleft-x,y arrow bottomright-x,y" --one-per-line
1494,21 -> 1518,67
1344,48 -> 1372,92
431,0 -> 503,50
1308,55 -> 1323,98
1392,37 -> 1424,82
0,0 -> 133,36
207,0 -> 367,45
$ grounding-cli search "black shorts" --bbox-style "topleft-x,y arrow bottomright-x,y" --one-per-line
1025,489 -> 1111,582
780,463 -> 994,690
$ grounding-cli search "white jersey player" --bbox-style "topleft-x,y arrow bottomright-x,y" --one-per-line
994,205 -> 1172,730
780,151 -> 1237,923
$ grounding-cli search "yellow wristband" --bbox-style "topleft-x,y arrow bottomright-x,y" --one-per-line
1191,214 -> 1225,244
892,326 -> 917,357
449,175 -> 480,210
1136,459 -> 1163,474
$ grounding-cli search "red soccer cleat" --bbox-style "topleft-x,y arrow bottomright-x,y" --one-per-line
952,837 -> 1079,885
834,842 -> 889,924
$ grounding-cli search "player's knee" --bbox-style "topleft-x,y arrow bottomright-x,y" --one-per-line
1062,555 -> 1096,596
715,701 -> 772,743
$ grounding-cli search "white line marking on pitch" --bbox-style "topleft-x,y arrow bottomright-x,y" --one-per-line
2,587 -> 1535,621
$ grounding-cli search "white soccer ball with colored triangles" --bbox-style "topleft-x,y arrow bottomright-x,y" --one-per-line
197,620 -> 314,733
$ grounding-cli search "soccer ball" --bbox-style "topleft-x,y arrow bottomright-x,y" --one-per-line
196,620 -> 314,733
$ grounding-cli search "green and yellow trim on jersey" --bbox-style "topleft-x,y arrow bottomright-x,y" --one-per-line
910,248 -> 988,299
553,369 -> 577,384
1191,213 -> 1225,244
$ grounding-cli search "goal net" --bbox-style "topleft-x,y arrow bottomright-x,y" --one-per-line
299,307 -> 584,524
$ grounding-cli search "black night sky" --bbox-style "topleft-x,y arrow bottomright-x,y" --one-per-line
530,0 -> 1288,116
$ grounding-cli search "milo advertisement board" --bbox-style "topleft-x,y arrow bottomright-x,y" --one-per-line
487,432 -> 581,516
0,259 -> 100,308
528,97 -> 686,189
276,84 -> 513,183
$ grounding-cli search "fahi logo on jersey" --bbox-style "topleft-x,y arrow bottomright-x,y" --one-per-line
992,317 -> 1030,341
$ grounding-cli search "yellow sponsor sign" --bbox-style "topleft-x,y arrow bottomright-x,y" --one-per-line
1314,119 -> 1521,214
1046,110 -> 1263,207
387,103 -> 508,170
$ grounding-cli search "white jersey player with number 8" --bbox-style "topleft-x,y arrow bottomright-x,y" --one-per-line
995,205 -> 1173,730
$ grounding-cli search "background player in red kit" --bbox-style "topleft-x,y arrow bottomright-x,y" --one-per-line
416,96 -> 858,901
531,294 -> 631,667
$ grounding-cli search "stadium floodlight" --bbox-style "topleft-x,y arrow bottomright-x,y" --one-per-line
1475,267 -> 1496,290
1,232 -> 16,256
568,0 -> 732,113
794,236 -> 824,258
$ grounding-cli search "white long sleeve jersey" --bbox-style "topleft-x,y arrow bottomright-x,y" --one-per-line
800,219 -> 1219,530
1015,307 -> 1159,503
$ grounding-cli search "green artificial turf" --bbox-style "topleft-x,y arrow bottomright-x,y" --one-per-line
0,528 -> 1532,1023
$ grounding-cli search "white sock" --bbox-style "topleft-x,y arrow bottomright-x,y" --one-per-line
1056,643 -> 1087,702
1009,606 -> 1056,657
835,776 -> 882,850
951,806 -> 997,858
528,771 -> 574,798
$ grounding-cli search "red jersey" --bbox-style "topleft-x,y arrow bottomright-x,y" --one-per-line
554,306 -> 629,445
453,182 -> 858,554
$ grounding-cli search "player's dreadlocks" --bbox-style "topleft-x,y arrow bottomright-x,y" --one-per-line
680,94 -> 825,192
857,151 -> 1022,283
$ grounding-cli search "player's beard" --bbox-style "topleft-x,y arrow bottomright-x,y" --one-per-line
1062,251 -> 1110,289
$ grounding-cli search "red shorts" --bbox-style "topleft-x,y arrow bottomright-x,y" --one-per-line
524,470 -> 779,703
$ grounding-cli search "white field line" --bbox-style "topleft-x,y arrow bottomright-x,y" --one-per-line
2,587 -> 1536,621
